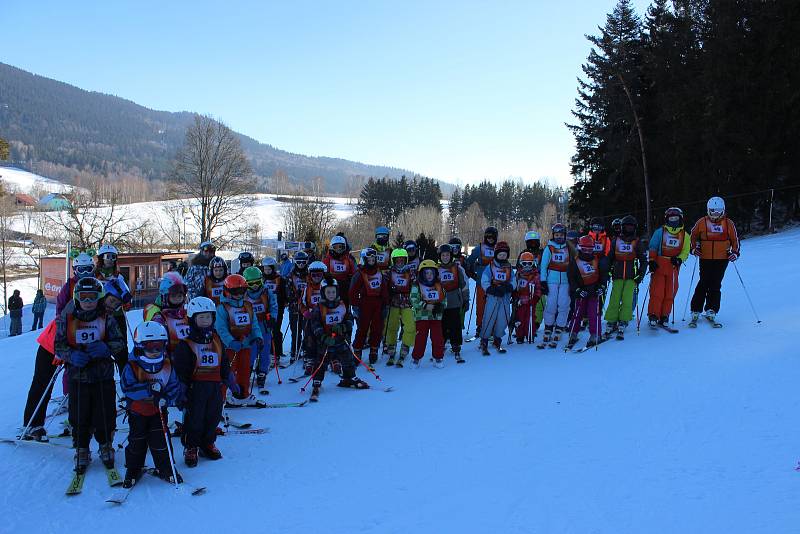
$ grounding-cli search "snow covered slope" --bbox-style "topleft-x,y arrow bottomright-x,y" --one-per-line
0,166 -> 72,193
0,229 -> 796,533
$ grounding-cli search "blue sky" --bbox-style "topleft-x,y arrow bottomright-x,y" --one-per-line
3,0 -> 652,186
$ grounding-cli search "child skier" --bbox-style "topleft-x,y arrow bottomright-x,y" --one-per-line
384,248 -> 416,367
215,274 -> 264,407
603,215 -> 647,339
286,250 -> 309,363
479,241 -> 516,355
323,235 -> 357,306
307,278 -> 367,401
147,272 -> 191,355
513,251 -> 542,343
349,248 -> 389,367
410,260 -> 447,367
437,244 -> 469,363
173,296 -> 239,466
203,256 -> 228,306
120,321 -> 183,486
566,236 -> 610,350
539,224 -> 572,347
243,266 -> 278,390
647,207 -> 690,328
55,277 -> 127,474
465,226 -> 498,339
261,257 -> 286,360
371,226 -> 393,272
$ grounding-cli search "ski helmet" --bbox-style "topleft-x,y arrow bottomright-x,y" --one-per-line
238,251 -> 255,268
403,240 -> 418,258
320,276 -> 339,303
621,215 -> 637,236
223,274 -> 248,299
74,277 -> 104,305
391,248 -> 408,264
308,261 -> 328,273
159,271 -> 186,298
566,230 -> 579,244
448,237 -> 462,255
612,218 -> 622,235
187,296 -> 216,318
198,241 -> 216,254
261,257 -> 277,275
243,266 -> 264,289
72,252 -> 95,278
294,250 -> 309,268
551,223 -> 567,245
417,259 -> 439,286
438,244 -> 452,263
133,321 -> 168,372
494,241 -> 510,261
362,247 -> 378,266
524,230 -> 541,243
97,243 -> 118,260
103,275 -> 132,306
519,251 -> 535,269
484,226 -> 498,243
578,235 -> 595,255
707,196 -> 725,220
330,235 -> 347,257
664,207 -> 684,229
209,256 -> 228,280
589,217 -> 604,233
375,226 -> 390,246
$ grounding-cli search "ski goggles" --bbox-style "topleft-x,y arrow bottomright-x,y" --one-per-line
246,279 -> 263,290
310,272 -> 324,282
141,340 -> 167,353
520,260 -> 534,269
295,260 -> 307,268
227,287 -> 246,297
591,224 -> 604,232
101,252 -> 117,261
666,216 -> 681,225
74,264 -> 94,276
76,290 -> 102,303
332,243 -> 346,253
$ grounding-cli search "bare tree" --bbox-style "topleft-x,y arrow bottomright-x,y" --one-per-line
126,221 -> 164,253
281,192 -> 338,245
48,181 -> 146,251
455,202 -> 488,247
395,206 -> 444,245
169,115 -> 255,243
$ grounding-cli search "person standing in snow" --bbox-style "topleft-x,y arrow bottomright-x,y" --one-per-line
566,236 -> 610,350
56,253 -> 95,315
260,257 -> 286,361
437,244 -> 469,363
647,207 -> 691,327
185,242 -> 217,301
479,241 -> 516,356
539,224 -> 571,347
323,235 -> 357,307
384,248 -> 416,367
410,260 -> 447,368
371,226 -> 393,273
349,248 -> 389,368
688,196 -> 741,326
603,215 -> 647,338
31,289 -> 46,330
513,251 -> 542,343
243,266 -> 278,391
285,251 -> 309,363
465,226 -> 498,339
8,289 -> 23,336
20,321 -> 59,442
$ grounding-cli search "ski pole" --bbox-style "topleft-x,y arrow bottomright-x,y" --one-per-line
636,283 -> 651,334
346,340 -> 384,382
272,336 -> 282,384
464,281 -> 477,331
595,294 -> 600,352
18,364 -> 63,441
155,397 -> 180,489
671,267 -> 677,325
733,262 -> 761,323
300,347 -> 328,392
507,296 -> 516,345
682,256 -> 697,321
42,392 -> 69,436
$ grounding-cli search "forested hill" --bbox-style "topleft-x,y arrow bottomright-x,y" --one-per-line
0,62 -> 412,192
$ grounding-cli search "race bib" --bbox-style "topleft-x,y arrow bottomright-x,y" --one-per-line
618,243 -> 633,253
311,294 -> 321,304
377,252 -> 388,263
175,325 -> 190,339
325,312 -> 343,324
494,271 -> 508,282
394,277 -> 407,287
296,281 -> 307,292
333,263 -> 346,273
710,224 -> 724,234
580,262 -> 596,274
368,277 -> 382,289
666,236 -> 680,248
552,252 -> 566,263
484,248 -> 494,258
197,348 -> 219,367
75,327 -> 99,343
593,243 -> 603,253
252,303 -> 266,314
518,279 -> 528,289
233,311 -> 251,326
424,288 -> 440,301
440,271 -> 454,282
211,287 -> 223,298
264,282 -> 277,293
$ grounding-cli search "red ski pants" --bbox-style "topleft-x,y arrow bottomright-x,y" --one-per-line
514,296 -> 540,339
226,347 -> 252,399
412,320 -> 444,360
353,298 -> 385,351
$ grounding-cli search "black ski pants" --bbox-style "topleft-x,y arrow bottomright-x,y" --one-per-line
441,307 -> 463,351
68,380 -> 117,448
23,346 -> 59,429
690,259 -> 729,313
181,381 -> 223,449
125,411 -> 173,475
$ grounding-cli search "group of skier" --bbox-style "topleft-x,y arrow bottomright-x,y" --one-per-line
17,194 -> 741,495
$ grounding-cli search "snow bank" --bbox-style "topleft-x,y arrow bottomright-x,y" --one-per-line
0,229 -> 796,533
0,166 -> 72,194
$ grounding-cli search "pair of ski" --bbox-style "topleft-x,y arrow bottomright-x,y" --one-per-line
688,314 -> 723,329
66,464 -> 125,496
650,322 -> 679,334
106,468 -> 206,505
564,337 -> 608,353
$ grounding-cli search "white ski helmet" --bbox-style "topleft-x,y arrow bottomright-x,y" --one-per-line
72,252 -> 95,277
308,261 -> 328,273
707,196 -> 725,219
98,244 -> 118,257
187,296 -> 216,317
133,321 -> 169,344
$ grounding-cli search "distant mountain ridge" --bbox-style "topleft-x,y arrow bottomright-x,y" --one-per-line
0,62 -> 416,192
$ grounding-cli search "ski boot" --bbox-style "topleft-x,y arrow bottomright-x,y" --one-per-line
122,467 -> 144,489
648,314 -> 659,328
184,447 -> 199,468
516,336 -> 525,345
493,337 -> 507,354
433,357 -> 444,368
453,347 -> 465,364
565,333 -> 579,351
256,372 -> 267,389
99,442 -> 115,469
585,335 -> 599,349
330,359 -> 343,375
603,321 -> 617,340
410,357 -> 421,368
337,376 -> 370,389
549,327 -> 562,348
310,380 -> 321,402
616,321 -> 628,340
537,327 -> 552,349
368,347 -> 379,370
479,339 -> 490,356
74,447 -> 91,474
704,310 -> 722,327
199,443 -> 222,460
22,426 -> 48,442
153,468 -> 183,485
396,345 -> 409,368
688,311 -> 700,328
386,349 -> 396,367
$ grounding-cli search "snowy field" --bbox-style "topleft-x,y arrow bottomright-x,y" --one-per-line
0,166 -> 72,193
0,229 -> 797,533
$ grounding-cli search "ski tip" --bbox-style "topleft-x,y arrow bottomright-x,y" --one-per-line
191,487 -> 207,496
